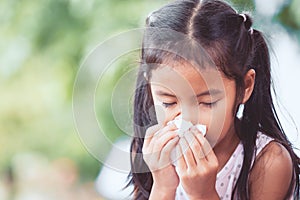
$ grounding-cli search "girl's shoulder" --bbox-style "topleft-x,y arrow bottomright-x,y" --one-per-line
249,132 -> 294,199
254,132 -> 292,166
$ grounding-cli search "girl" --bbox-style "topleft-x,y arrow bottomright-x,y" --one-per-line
129,0 -> 300,199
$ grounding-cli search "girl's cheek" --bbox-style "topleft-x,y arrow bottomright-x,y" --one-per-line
153,104 -> 177,125
195,107 -> 212,129
198,109 -> 212,125
206,102 -> 229,143
153,104 -> 166,124
152,97 -> 166,124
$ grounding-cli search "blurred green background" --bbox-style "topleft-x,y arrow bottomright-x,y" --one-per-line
0,0 -> 299,199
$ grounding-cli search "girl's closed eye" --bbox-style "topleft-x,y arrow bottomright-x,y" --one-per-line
162,102 -> 177,108
199,101 -> 218,108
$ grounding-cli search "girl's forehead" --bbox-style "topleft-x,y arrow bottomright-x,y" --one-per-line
149,64 -> 232,97
150,63 -> 226,84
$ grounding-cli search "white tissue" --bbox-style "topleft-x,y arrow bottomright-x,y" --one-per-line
195,124 -> 207,136
168,116 -> 207,137
172,117 -> 193,137
169,116 -> 207,164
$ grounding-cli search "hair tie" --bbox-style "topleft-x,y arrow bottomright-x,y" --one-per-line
239,14 -> 253,35
143,71 -> 148,81
239,14 -> 247,22
249,27 -> 254,35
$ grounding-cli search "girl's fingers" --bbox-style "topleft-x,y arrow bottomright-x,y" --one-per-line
179,136 -> 197,169
184,131 -> 205,163
176,144 -> 187,170
160,136 -> 180,164
191,127 -> 217,163
143,123 -> 178,163
143,123 -> 176,153
152,130 -> 178,153
149,124 -> 177,146
143,124 -> 163,157
153,123 -> 177,138
144,124 -> 162,147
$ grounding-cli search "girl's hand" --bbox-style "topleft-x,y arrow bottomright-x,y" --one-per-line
142,123 -> 180,193
176,126 -> 220,200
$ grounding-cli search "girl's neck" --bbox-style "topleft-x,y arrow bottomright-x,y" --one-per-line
213,119 -> 240,173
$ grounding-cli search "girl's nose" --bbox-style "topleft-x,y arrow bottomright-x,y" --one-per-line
170,102 -> 200,124
180,106 -> 200,125
173,105 -> 182,120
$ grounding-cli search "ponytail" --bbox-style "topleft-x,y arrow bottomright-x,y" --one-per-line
129,69 -> 155,199
234,29 -> 300,199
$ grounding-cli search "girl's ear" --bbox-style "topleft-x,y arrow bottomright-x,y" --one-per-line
242,69 -> 256,104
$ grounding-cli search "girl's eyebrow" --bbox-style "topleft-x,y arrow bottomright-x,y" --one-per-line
154,89 -> 223,97
196,89 -> 223,97
155,90 -> 176,97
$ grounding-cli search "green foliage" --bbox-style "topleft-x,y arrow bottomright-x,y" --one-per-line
277,0 -> 300,31
0,0 -> 168,182
230,0 -> 255,12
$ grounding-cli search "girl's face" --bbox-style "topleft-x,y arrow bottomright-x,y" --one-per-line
150,64 -> 237,146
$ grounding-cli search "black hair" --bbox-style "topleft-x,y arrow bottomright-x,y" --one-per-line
128,0 -> 300,199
